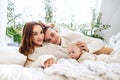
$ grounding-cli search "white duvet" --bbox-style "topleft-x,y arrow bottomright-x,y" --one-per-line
0,59 -> 120,80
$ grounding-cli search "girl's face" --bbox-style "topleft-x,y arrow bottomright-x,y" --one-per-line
32,25 -> 44,47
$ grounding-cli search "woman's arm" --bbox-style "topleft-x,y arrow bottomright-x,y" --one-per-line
25,54 -> 56,68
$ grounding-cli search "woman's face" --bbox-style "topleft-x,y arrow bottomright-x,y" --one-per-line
44,28 -> 61,45
32,25 -> 44,47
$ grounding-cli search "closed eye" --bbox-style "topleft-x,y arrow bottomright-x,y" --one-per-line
50,33 -> 54,37
46,39 -> 51,42
71,51 -> 75,53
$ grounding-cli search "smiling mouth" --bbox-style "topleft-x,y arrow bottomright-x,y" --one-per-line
71,56 -> 75,59
37,39 -> 43,42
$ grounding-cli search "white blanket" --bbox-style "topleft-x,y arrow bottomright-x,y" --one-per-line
0,59 -> 120,80
45,59 -> 120,80
110,32 -> 120,50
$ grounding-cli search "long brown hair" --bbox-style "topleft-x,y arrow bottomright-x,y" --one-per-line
19,21 -> 46,56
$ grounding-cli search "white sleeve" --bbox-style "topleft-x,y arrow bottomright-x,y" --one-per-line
87,38 -> 104,53
66,31 -> 104,53
78,52 -> 96,62
26,54 -> 56,68
36,54 -> 56,67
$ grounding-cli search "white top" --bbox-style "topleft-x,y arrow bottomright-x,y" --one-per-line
78,51 -> 120,63
25,43 -> 70,68
60,31 -> 104,53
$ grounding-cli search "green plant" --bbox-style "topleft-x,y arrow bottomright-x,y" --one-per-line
79,9 -> 111,40
6,26 -> 22,44
6,0 -> 23,45
59,9 -> 111,40
44,0 -> 53,23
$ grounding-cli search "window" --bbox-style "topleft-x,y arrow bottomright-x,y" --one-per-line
6,0 -> 101,45
53,0 -> 97,24
11,0 -> 99,24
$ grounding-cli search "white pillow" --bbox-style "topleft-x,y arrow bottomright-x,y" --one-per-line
0,46 -> 27,66
109,32 -> 120,50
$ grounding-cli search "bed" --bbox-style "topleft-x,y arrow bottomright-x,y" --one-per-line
0,32 -> 120,80
0,59 -> 120,80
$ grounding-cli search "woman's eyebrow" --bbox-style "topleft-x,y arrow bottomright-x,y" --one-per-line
33,32 -> 37,33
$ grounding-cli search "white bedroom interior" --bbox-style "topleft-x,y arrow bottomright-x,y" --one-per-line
100,0 -> 120,42
0,0 -> 120,46
0,0 -> 120,80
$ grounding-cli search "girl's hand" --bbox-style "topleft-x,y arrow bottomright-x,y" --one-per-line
76,41 -> 89,52
44,58 -> 56,68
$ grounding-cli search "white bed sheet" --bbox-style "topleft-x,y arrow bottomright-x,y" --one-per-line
0,59 -> 120,80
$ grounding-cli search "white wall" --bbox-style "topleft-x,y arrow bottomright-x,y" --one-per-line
100,0 -> 120,42
0,0 -> 7,46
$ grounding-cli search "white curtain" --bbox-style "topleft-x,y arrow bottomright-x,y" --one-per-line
52,0 -> 97,24
0,0 -> 7,46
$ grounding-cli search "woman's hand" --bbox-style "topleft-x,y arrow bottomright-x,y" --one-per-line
76,41 -> 89,52
44,58 -> 56,68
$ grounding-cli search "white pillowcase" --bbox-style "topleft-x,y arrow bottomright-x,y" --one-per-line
0,46 -> 27,66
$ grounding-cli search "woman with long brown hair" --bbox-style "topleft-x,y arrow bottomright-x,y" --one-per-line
19,21 -> 59,68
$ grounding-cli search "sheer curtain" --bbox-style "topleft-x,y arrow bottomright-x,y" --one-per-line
12,0 -> 99,24
13,0 -> 45,22
0,0 -> 7,46
52,0 -> 98,24
8,0 -> 100,23
2,0 -> 101,46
